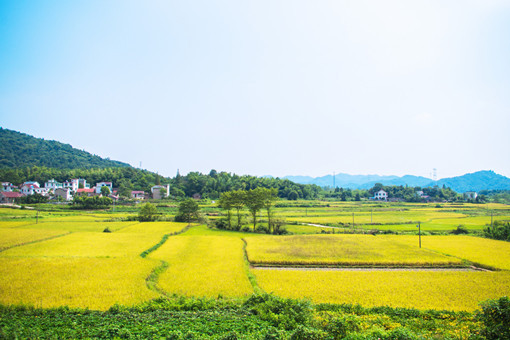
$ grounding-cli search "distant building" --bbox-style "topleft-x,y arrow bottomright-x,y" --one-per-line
464,192 -> 478,200
76,188 -> 96,197
131,191 -> 145,200
373,190 -> 388,201
192,193 -> 201,200
79,179 -> 90,189
63,179 -> 80,192
45,179 -> 63,191
20,183 -> 39,195
151,184 -> 170,200
0,191 -> 24,203
95,182 -> 113,194
1,182 -> 16,192
54,188 -> 73,201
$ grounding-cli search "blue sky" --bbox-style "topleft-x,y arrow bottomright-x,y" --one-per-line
1,0 -> 509,179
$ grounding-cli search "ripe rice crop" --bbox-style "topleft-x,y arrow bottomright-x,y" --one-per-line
2,231 -> 164,258
397,235 -> 510,270
245,235 -> 464,267
0,257 -> 158,310
118,221 -> 188,234
149,236 -> 253,297
0,228 -> 68,251
253,269 -> 510,311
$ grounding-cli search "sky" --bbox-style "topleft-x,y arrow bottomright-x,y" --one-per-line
1,0 -> 509,179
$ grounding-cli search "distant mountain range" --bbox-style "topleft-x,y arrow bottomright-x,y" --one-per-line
0,128 -> 130,169
284,171 -> 510,193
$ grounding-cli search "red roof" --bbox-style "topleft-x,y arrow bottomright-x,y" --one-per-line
77,188 -> 95,193
0,192 -> 24,198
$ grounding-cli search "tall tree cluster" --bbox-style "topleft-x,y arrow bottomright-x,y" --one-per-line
219,188 -> 278,232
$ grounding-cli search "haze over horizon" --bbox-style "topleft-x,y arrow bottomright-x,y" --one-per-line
1,1 -> 509,179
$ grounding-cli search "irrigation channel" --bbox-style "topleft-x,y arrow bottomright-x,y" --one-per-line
252,266 -> 491,272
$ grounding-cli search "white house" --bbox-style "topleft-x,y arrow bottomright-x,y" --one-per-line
45,179 -> 63,191
131,191 -> 145,200
151,184 -> 170,199
78,178 -> 90,189
464,192 -> 478,200
63,179 -> 80,192
373,189 -> 388,201
1,182 -> 16,192
95,181 -> 113,194
20,183 -> 39,195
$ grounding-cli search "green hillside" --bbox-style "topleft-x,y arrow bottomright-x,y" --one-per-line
0,128 -> 130,169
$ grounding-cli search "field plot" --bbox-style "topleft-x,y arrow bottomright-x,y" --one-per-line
0,228 -> 69,251
245,235 -> 464,267
149,235 -> 253,297
253,269 -> 510,311
0,224 -> 183,258
0,257 -> 158,310
398,235 -> 510,270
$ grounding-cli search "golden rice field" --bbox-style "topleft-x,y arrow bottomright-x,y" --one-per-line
397,235 -> 510,271
245,235 -> 464,267
0,227 -> 69,251
149,235 -> 253,297
253,269 -> 510,311
0,222 -> 188,258
0,257 -> 158,310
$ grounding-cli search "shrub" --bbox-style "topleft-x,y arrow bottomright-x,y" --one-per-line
290,325 -> 327,340
478,296 -> 510,340
325,315 -> 362,339
103,227 -> 112,233
243,294 -> 313,330
450,225 -> 469,235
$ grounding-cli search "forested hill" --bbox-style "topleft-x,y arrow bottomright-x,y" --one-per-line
0,128 -> 130,169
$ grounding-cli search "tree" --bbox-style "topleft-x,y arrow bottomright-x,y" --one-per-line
230,190 -> 247,230
100,186 -> 111,197
245,188 -> 265,232
139,202 -> 157,221
219,191 -> 234,229
287,190 -> 298,200
175,198 -> 200,224
260,188 -> 278,233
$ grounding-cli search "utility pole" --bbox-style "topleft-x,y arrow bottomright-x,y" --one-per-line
417,223 -> 421,248
371,208 -> 373,223
491,210 -> 493,229
36,209 -> 39,224
333,172 -> 335,189
352,212 -> 355,229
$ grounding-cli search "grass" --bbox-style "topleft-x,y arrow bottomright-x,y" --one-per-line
0,257 -> 158,310
149,235 -> 253,297
253,269 -> 510,311
245,234 -> 464,267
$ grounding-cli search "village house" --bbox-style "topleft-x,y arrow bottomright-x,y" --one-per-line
95,181 -> 113,194
0,191 -> 24,203
20,182 -> 49,196
44,179 -> 63,191
54,188 -> 73,201
131,191 -> 146,200
76,188 -> 96,197
464,191 -> 478,200
372,189 -> 388,201
151,184 -> 170,200
63,179 -> 80,192
1,182 -> 16,192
